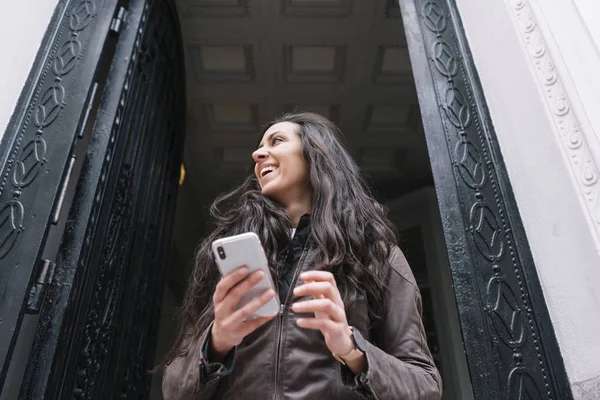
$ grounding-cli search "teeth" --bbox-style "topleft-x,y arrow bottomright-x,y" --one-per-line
261,166 -> 278,177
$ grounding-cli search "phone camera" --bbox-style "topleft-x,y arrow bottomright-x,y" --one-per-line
217,246 -> 226,260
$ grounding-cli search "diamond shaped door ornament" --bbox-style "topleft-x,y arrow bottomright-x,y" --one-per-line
487,276 -> 526,347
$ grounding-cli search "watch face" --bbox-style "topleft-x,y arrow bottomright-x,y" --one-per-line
352,327 -> 368,352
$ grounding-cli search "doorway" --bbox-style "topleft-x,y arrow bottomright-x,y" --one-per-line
152,1 -> 472,399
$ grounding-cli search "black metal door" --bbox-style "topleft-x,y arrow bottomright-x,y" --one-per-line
399,0 -> 573,399
0,0 -> 185,398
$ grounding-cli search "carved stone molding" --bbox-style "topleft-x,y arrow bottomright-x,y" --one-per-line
508,0 -> 600,246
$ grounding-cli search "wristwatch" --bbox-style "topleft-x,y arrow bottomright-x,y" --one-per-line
332,326 -> 367,365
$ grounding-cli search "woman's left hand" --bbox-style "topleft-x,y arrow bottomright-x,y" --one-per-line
291,270 -> 354,357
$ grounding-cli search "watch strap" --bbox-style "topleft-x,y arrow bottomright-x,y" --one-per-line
332,327 -> 364,365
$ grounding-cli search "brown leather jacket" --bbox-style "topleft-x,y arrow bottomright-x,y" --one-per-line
162,247 -> 442,399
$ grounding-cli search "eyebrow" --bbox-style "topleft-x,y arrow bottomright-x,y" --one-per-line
257,131 -> 285,149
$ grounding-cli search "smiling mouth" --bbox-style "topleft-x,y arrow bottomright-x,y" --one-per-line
260,166 -> 279,178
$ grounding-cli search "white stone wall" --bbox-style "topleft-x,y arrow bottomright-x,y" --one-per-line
573,0 -> 600,53
456,0 -> 600,398
0,1 -> 59,140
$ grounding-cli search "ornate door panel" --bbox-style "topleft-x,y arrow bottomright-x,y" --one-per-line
0,0 -> 185,398
0,0 -> 120,390
399,0 -> 573,399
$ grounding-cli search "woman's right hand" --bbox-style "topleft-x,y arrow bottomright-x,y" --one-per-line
210,266 -> 276,361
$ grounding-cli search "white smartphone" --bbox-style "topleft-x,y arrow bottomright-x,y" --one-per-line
211,232 -> 280,318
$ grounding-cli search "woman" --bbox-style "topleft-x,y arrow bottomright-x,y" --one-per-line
162,113 -> 442,399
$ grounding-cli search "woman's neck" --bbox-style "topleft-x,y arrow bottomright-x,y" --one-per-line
286,198 -> 312,228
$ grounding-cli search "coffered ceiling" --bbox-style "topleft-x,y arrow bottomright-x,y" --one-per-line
169,0 -> 433,290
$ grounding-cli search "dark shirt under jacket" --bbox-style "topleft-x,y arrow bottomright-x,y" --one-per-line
278,213 -> 311,302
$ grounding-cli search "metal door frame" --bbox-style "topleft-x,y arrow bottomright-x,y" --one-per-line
400,0 -> 573,398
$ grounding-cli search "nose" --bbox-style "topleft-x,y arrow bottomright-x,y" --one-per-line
252,147 -> 268,163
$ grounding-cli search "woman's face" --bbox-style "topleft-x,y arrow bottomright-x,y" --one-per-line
252,122 -> 310,204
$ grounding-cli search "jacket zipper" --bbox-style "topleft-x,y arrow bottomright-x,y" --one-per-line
273,304 -> 285,400
273,247 -> 309,400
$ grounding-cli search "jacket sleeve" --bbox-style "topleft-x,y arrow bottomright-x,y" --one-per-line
162,322 -> 236,400
347,247 -> 443,400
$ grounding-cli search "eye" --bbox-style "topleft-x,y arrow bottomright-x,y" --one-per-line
272,136 -> 284,145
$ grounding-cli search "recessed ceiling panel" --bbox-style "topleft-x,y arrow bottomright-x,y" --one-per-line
189,44 -> 255,82
283,104 -> 340,122
372,46 -> 413,84
202,46 -> 245,71
203,104 -> 259,131
213,105 -> 253,123
284,45 -> 346,83
182,0 -> 249,17
292,47 -> 335,72
366,105 -> 412,130
283,0 -> 352,17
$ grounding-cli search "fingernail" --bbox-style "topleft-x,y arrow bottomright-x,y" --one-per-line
239,267 -> 248,275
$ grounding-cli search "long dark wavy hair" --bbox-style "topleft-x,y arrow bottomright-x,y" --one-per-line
162,112 -> 397,366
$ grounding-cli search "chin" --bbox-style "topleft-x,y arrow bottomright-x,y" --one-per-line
260,185 -> 284,203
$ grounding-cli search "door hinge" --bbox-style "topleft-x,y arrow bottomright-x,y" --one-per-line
110,6 -> 128,34
26,259 -> 57,314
